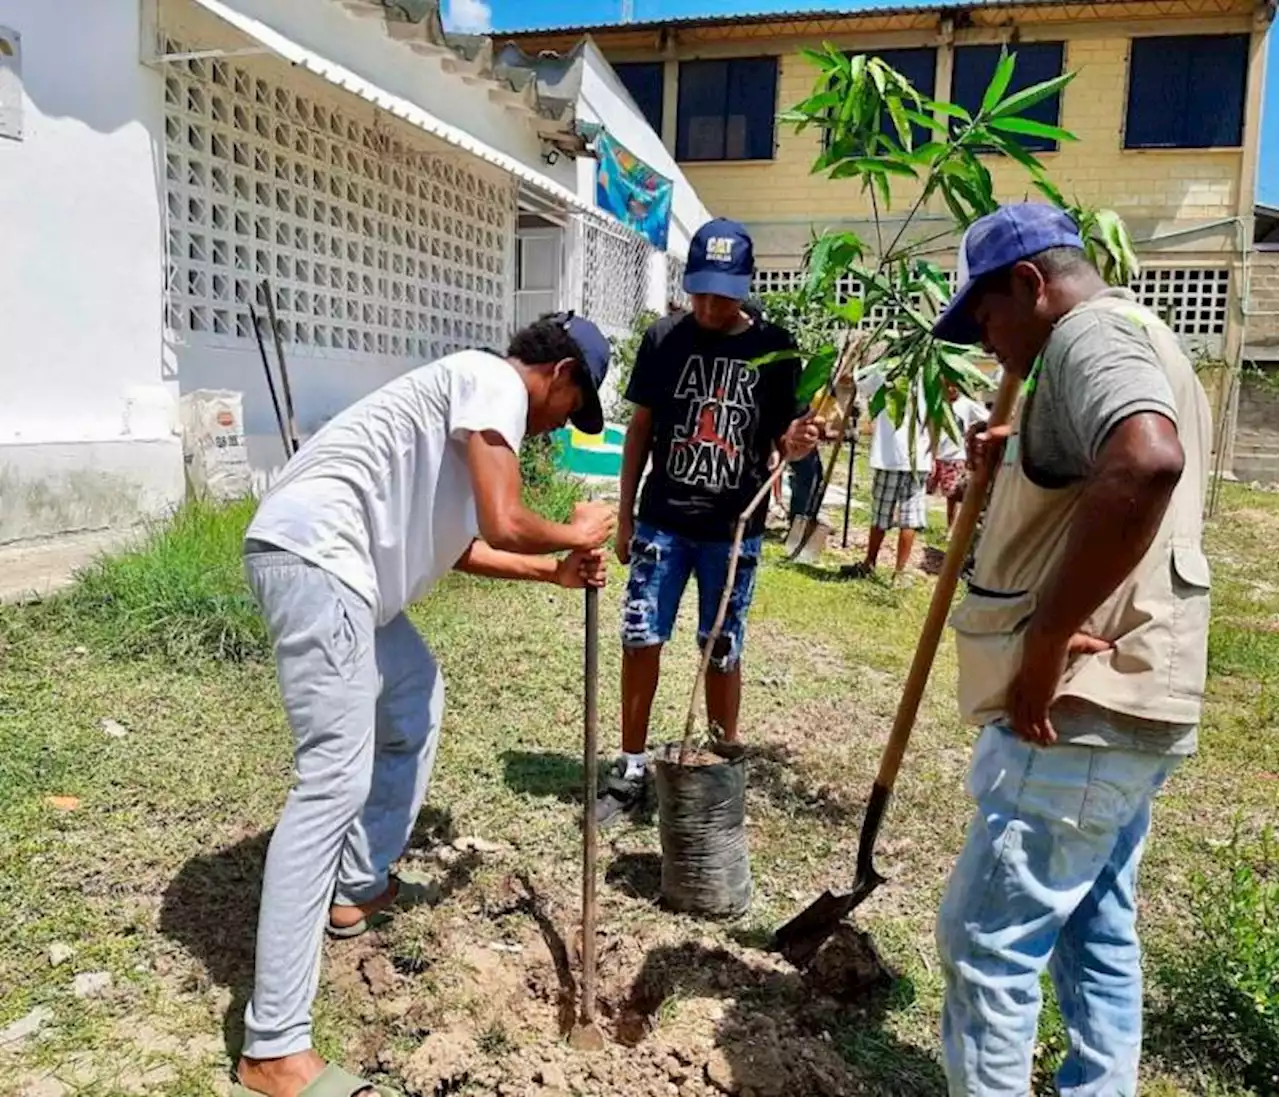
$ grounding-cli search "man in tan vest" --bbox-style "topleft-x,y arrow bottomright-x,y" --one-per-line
930,203 -> 1211,1097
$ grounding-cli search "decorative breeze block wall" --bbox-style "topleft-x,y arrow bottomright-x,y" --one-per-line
753,265 -> 1230,345
161,40 -> 516,364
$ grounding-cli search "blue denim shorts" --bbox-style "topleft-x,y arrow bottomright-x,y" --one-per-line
621,521 -> 763,671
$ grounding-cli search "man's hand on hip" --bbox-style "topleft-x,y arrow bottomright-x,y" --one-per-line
1009,627 -> 1114,745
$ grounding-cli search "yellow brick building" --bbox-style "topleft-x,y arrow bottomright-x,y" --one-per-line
508,0 -> 1274,424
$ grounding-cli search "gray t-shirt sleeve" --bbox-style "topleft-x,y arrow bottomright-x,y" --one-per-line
1025,310 -> 1178,482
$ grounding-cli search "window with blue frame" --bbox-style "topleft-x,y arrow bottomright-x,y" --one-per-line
1124,35 -> 1249,149
825,48 -> 937,149
677,57 -> 778,161
952,42 -> 1065,152
613,62 -> 665,138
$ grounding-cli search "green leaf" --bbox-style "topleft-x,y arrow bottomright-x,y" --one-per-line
868,385 -> 887,418
796,346 -> 839,404
804,231 -> 865,294
940,351 -> 994,389
792,90 -> 844,114
989,116 -> 1078,142
868,58 -> 887,98
884,381 -> 908,428
800,46 -> 840,72
886,96 -> 913,152
985,130 -> 1046,173
1032,174 -> 1067,207
830,298 -> 865,326
907,141 -> 948,165
874,168 -> 892,211
749,348 -> 804,369
990,71 -> 1075,119
903,109 -> 952,134
1092,207 -> 1140,285
926,99 -> 972,122
982,49 -> 1017,115
854,156 -> 918,178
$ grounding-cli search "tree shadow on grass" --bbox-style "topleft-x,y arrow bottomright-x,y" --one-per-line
614,939 -> 947,1095
604,851 -> 663,903
159,807 -> 478,1061
500,748 -> 588,804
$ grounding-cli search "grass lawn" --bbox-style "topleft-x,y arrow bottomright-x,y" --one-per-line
0,479 -> 1274,1097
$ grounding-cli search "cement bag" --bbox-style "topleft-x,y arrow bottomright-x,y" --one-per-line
180,389 -> 252,501
654,742 -> 752,919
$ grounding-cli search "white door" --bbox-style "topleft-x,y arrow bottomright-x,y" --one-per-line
515,227 -> 562,329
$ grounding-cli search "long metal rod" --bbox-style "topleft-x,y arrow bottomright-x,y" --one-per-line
579,586 -> 600,1026
841,429 -> 857,548
248,301 -> 291,461
260,280 -> 301,456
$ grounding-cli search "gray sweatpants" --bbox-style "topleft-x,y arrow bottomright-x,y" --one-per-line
242,546 -> 443,1059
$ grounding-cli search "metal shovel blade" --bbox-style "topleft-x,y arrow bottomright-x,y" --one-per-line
772,865 -> 886,970
772,780 -> 891,969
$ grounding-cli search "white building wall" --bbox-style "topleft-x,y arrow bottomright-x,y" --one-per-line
156,6 -> 518,467
154,0 -> 575,472
0,0 -> 183,544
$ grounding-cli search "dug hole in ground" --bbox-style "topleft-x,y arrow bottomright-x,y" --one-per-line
396,462 -> 894,1097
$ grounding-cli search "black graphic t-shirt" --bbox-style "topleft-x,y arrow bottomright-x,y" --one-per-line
627,312 -> 802,541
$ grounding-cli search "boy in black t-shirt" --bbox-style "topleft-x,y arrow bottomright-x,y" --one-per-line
598,219 -> 819,827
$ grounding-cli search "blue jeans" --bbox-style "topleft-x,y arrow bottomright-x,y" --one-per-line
937,725 -> 1181,1097
788,452 -> 823,522
621,521 -> 762,672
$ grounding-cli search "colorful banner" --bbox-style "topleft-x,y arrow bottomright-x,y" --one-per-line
595,131 -> 673,250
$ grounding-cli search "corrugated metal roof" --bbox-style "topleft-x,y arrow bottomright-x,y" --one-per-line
190,0 -> 598,212
335,0 -> 586,149
500,0 -> 1193,37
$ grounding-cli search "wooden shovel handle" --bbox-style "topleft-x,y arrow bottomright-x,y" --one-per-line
874,369 -> 1021,792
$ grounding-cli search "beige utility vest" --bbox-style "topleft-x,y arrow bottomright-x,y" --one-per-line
950,293 -> 1213,728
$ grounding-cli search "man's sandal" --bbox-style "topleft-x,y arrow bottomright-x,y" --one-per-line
231,1062 -> 400,1097
325,871 -> 435,940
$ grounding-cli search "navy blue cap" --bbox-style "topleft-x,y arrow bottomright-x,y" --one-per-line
933,203 -> 1086,345
683,218 -> 755,300
554,312 -> 610,435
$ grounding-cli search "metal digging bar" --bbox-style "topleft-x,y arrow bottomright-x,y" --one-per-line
259,279 -> 301,457
786,339 -> 862,563
773,370 -> 1021,969
569,583 -> 607,1052
248,300 -> 292,459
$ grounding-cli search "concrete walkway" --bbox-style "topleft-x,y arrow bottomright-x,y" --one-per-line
0,528 -> 138,604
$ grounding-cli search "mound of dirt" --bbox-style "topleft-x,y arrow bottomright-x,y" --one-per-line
804,924 -> 894,1001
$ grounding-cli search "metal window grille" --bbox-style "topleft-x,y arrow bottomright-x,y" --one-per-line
160,38 -> 515,361
754,266 -> 1229,341
1131,267 -> 1230,338
752,267 -> 957,330
666,252 -> 689,310
579,214 -> 651,336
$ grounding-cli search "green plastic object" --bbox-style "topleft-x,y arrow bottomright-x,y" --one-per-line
552,425 -> 624,479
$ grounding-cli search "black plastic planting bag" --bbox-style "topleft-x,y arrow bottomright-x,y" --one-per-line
654,743 -> 751,918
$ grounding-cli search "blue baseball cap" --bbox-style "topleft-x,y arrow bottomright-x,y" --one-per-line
932,202 -> 1086,345
554,312 -> 610,435
683,218 -> 755,300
